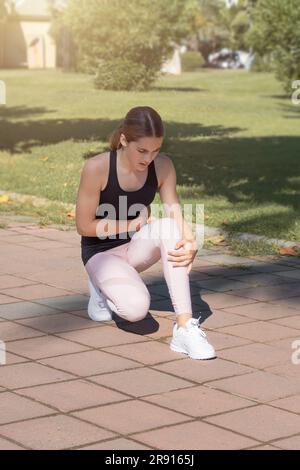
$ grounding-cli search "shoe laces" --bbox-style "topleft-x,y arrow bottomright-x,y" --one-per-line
97,297 -> 107,309
93,287 -> 109,310
187,315 -> 207,339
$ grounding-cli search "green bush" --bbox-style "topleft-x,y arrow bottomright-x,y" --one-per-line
181,51 -> 205,71
251,54 -> 275,73
65,0 -> 200,91
94,58 -> 157,92
250,0 -> 300,91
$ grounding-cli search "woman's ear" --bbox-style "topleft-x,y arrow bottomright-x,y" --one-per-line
120,133 -> 128,147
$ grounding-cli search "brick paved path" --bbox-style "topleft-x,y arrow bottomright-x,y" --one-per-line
0,224 -> 300,450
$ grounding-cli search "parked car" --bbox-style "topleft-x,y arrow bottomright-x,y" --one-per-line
208,49 -> 254,70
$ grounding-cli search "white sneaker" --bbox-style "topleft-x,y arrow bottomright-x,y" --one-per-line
87,278 -> 113,322
170,316 -> 216,360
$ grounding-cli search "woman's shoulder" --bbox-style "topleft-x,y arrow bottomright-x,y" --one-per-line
154,153 -> 175,189
83,151 -> 110,190
155,152 -> 173,171
87,150 -> 110,166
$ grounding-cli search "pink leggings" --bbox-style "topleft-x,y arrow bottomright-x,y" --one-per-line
85,217 -> 193,322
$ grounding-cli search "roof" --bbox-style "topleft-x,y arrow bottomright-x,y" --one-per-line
7,0 -> 66,18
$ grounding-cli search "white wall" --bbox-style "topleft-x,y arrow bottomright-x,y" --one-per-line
21,21 -> 56,68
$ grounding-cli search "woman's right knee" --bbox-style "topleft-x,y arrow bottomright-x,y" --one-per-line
116,291 -> 151,323
91,275 -> 151,323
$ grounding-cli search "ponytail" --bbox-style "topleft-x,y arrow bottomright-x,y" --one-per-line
109,124 -> 124,151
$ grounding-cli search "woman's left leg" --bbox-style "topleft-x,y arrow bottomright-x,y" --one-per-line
126,217 -> 216,360
126,217 -> 193,318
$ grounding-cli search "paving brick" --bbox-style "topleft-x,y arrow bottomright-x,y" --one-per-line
271,315 -> 300,330
1,284 -> 73,301
0,362 -> 75,389
153,358 -> 254,384
0,275 -> 35,289
192,278 -> 256,293
273,270 -> 300,280
144,385 -> 255,417
250,445 -> 281,450
193,293 -> 258,309
226,272 -> 299,286
270,395 -> 300,414
265,361 -> 300,380
0,321 -> 45,341
16,379 -> 127,412
0,294 -> 21,305
0,437 -> 24,450
102,340 -> 179,365
90,367 -> 193,397
205,330 -> 253,350
209,371 -> 300,402
201,309 -> 254,329
33,295 -> 89,312
218,321 -> 297,343
15,313 -> 101,334
73,400 -> 190,435
0,301 -> 62,320
0,352 -> 28,366
0,391 -> 54,424
39,350 -> 142,377
6,335 -> 90,360
0,415 -> 115,450
206,405 -> 300,442
220,302 -> 298,321
57,325 -> 154,348
219,343 -> 289,369
78,438 -> 151,450
269,297 -> 300,310
272,435 -> 300,450
133,420 -> 258,449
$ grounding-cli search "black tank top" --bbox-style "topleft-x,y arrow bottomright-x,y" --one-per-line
81,149 -> 159,266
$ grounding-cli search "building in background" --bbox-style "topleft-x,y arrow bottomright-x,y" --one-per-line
0,0 -> 57,69
0,0 -> 182,74
161,45 -> 183,76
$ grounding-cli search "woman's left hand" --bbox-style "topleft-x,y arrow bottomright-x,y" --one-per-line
167,238 -> 198,274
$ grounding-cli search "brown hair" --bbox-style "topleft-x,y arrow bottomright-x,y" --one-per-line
109,106 -> 164,151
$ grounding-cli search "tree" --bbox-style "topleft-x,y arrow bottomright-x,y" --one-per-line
250,0 -> 300,91
48,0 -> 76,71
219,0 -> 257,51
63,0 -> 199,90
188,0 -> 255,64
193,0 -> 230,63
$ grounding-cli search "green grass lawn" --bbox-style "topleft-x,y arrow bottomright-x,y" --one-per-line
0,68 -> 299,256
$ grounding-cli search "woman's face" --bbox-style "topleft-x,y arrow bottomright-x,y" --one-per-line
120,135 -> 164,171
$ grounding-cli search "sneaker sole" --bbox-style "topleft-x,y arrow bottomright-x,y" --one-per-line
88,299 -> 113,322
88,311 -> 113,322
88,313 -> 112,321
170,342 -> 216,360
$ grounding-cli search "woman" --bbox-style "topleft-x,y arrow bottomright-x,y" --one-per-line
76,106 -> 216,360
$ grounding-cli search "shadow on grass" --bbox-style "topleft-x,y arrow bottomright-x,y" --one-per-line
223,210 -> 300,237
0,109 -> 241,153
1,107 -> 299,236
264,94 -> 290,100
151,86 -> 208,93
279,103 -> 300,119
0,105 -> 56,120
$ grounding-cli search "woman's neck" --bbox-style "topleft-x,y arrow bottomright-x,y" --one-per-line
117,147 -> 137,173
